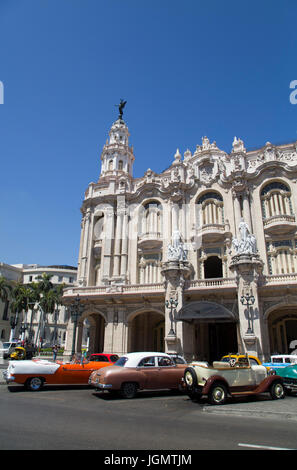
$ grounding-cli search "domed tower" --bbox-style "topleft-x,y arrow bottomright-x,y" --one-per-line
99,101 -> 135,178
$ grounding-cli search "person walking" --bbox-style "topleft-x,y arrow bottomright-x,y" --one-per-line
52,344 -> 58,362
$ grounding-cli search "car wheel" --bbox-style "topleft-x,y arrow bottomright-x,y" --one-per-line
121,382 -> 137,399
184,368 -> 198,390
208,383 -> 228,405
25,377 -> 44,392
270,381 -> 285,400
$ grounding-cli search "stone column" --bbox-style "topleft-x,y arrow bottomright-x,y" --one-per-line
120,212 -> 129,279
229,253 -> 265,358
233,193 -> 242,237
161,259 -> 192,354
243,192 -> 252,232
79,208 -> 92,285
102,206 -> 115,282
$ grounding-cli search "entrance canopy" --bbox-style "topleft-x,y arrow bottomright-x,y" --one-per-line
176,301 -> 237,323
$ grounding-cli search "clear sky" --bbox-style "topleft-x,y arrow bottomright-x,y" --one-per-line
0,0 -> 296,267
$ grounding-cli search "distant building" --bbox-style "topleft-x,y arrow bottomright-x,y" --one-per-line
0,263 -> 22,342
1,264 -> 78,347
61,115 -> 297,362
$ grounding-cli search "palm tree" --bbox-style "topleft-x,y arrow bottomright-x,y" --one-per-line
0,275 -> 12,303
34,274 -> 65,348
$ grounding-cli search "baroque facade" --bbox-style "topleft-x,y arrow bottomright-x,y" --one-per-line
63,115 -> 297,362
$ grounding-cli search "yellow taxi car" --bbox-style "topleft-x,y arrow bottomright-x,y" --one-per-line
220,354 -> 265,367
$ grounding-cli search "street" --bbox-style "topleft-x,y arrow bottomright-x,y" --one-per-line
0,381 -> 297,452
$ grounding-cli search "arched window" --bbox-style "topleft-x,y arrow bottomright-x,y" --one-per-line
118,160 -> 123,170
261,181 -> 293,219
196,192 -> 224,226
108,160 -> 113,171
140,201 -> 163,235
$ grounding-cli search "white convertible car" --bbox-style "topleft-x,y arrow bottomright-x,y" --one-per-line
183,355 -> 285,405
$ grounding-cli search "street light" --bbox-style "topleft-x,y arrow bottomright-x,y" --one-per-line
9,314 -> 19,341
240,291 -> 255,334
165,297 -> 178,336
69,295 -> 84,358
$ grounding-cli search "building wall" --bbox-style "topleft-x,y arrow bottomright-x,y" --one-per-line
63,120 -> 297,361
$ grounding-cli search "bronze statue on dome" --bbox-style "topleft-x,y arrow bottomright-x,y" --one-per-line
115,99 -> 127,120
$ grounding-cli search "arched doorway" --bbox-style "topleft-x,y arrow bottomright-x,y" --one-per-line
82,313 -> 105,354
267,307 -> 297,354
177,301 -> 238,362
128,310 -> 165,352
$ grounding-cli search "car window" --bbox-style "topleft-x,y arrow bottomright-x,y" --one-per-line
90,355 -> 108,362
273,357 -> 283,363
114,357 -> 128,367
249,358 -> 258,366
285,358 -> 291,363
110,355 -> 119,362
138,356 -> 156,367
157,357 -> 174,367
172,356 -> 186,364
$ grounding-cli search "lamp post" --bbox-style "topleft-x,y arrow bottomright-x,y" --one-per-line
240,291 -> 255,334
69,295 -> 84,358
9,314 -> 19,341
165,297 -> 178,336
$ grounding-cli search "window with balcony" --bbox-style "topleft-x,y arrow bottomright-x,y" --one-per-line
261,181 -> 294,220
138,201 -> 163,241
196,192 -> 224,227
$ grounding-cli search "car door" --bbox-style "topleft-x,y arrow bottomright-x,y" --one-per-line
156,356 -> 182,388
136,356 -> 161,389
60,363 -> 96,384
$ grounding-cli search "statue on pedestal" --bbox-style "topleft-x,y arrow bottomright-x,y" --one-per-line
115,99 -> 127,120
167,230 -> 188,261
232,219 -> 257,255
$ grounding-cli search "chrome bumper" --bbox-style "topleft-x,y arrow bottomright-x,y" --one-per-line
89,380 -> 112,390
3,371 -> 15,383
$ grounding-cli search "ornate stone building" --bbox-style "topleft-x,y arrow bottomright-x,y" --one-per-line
63,114 -> 297,362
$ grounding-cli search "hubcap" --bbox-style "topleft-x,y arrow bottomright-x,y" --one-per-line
275,384 -> 284,398
185,372 -> 193,387
213,387 -> 225,402
30,378 -> 42,390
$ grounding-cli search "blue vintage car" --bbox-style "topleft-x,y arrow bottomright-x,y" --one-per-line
272,365 -> 297,395
262,355 -> 297,369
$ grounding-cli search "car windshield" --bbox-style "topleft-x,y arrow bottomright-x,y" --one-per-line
2,343 -> 11,348
110,355 -> 119,362
114,357 -> 128,367
90,355 -> 108,362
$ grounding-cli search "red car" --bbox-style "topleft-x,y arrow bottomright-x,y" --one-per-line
88,353 -> 119,363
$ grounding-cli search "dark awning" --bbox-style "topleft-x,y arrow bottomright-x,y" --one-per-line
176,301 -> 237,323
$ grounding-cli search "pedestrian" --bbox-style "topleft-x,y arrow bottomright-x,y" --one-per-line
52,344 -> 58,362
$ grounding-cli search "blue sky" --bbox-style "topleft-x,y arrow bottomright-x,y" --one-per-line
0,0 -> 296,267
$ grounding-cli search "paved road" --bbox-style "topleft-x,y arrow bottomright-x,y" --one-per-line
1,381 -> 297,451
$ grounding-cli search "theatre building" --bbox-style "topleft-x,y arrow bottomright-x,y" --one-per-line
63,113 -> 297,362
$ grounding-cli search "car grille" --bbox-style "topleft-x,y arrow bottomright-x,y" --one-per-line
284,377 -> 297,385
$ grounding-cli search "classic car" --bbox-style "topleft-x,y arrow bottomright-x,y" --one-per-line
270,364 -> 297,395
88,353 -> 119,363
221,354 -> 262,366
0,341 -> 21,359
89,352 -> 188,398
4,357 -> 116,391
183,354 -> 285,405
262,354 -> 297,369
